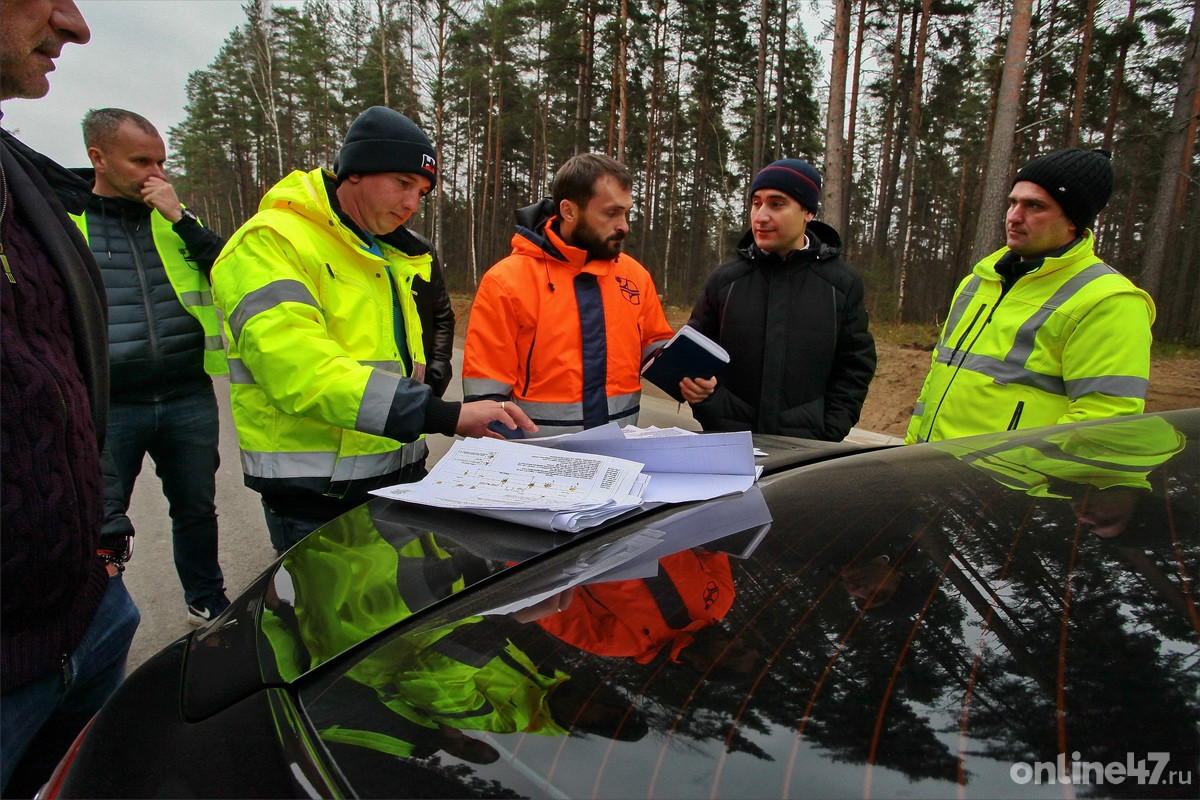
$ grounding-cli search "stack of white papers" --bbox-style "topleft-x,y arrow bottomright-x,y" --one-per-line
371,424 -> 760,532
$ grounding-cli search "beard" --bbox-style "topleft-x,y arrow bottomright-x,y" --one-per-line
573,217 -> 625,261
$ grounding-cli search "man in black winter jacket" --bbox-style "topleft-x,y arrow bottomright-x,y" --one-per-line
683,159 -> 876,441
68,108 -> 230,626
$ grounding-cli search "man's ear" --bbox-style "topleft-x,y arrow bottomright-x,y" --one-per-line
559,199 -> 577,222
86,145 -> 105,170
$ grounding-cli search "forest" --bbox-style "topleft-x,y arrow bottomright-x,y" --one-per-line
169,0 -> 1200,342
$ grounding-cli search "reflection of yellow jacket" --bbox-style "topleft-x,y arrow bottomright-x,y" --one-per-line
932,415 -> 1186,497
319,620 -> 569,758
212,168 -> 454,503
906,234 -> 1154,443
260,505 -> 463,682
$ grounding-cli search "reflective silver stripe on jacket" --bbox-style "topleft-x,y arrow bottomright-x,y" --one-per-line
937,276 -> 983,351
517,392 -> 641,435
240,448 -> 411,481
357,369 -> 402,435
933,264 -> 1144,399
228,280 -> 322,342
462,377 -> 513,398
178,289 -> 214,307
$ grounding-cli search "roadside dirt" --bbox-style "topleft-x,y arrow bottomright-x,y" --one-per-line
452,296 -> 1200,439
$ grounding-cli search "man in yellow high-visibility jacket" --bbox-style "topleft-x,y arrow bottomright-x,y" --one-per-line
906,148 -> 1154,444
212,107 -> 534,553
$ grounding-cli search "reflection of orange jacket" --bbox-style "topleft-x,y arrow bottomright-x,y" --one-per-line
463,211 -> 673,437
538,550 -> 735,663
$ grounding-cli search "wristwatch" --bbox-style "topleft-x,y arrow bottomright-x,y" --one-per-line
177,208 -> 200,225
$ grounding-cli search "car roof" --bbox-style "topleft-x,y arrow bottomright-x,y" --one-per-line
193,411 -> 1200,797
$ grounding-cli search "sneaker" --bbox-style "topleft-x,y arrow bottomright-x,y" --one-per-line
187,592 -> 231,627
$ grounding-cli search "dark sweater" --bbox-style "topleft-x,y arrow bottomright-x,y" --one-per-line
1,130 -> 111,693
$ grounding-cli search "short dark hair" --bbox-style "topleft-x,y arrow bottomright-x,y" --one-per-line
82,108 -> 158,150
551,153 -> 632,210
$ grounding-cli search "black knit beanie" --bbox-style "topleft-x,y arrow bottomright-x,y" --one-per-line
336,106 -> 438,186
750,159 -> 822,213
1012,148 -> 1113,233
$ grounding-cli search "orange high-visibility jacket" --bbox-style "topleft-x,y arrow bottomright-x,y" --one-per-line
536,550 -> 736,664
463,206 -> 673,437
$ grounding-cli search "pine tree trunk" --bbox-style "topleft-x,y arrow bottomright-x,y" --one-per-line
822,0 -> 852,236
969,0 -> 1034,267
1139,0 -> 1200,298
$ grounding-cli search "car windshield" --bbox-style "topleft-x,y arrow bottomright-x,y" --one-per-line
292,413 -> 1199,799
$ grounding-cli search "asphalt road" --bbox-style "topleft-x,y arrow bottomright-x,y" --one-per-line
122,348 -> 899,671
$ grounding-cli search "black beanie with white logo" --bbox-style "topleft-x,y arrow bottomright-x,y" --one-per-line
1012,148 -> 1113,233
336,106 -> 438,186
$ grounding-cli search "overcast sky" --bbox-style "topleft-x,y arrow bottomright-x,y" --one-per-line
1,0 -> 298,167
3,0 -> 833,170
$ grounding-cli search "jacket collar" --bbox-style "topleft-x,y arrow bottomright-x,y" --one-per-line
513,196 -> 615,276
736,219 -> 843,266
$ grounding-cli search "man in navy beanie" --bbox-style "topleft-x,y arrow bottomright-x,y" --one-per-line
211,107 -> 535,553
683,158 -> 877,440
906,148 -> 1155,443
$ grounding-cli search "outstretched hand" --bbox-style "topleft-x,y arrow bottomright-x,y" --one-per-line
456,399 -> 538,439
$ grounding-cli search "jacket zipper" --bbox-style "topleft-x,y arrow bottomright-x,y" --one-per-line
1007,401 -> 1025,431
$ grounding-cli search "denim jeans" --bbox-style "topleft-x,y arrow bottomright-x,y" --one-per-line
0,576 -> 140,797
261,499 -> 337,556
106,390 -> 225,605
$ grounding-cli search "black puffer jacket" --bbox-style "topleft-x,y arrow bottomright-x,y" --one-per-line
60,172 -> 225,404
687,222 -> 876,441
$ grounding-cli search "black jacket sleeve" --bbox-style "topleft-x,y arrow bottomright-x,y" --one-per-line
173,215 -> 226,278
416,252 -> 456,398
685,272 -> 758,432
821,269 -> 876,440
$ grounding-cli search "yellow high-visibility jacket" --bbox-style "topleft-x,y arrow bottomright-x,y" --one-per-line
211,168 -> 459,506
906,233 -> 1154,444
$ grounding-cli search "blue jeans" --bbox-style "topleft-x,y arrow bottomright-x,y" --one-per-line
261,500 -> 336,556
0,576 -> 140,797
106,390 -> 225,606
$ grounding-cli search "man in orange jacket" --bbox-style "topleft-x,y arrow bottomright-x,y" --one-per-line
463,154 -> 674,437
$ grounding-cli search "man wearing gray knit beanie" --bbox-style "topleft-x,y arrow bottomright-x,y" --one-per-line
683,158 -> 877,441
906,148 -> 1156,444
211,107 -> 536,553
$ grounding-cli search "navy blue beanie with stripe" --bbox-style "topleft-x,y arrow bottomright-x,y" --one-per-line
751,159 -> 821,213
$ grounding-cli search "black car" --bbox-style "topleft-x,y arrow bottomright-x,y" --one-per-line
43,411 -> 1199,798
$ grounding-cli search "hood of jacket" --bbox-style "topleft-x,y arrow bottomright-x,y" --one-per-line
258,168 -> 431,259
32,158 -> 94,216
736,219 -> 843,266
510,196 -> 617,277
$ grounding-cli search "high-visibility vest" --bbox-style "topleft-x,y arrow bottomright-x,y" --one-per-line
71,208 -> 228,375
906,233 -> 1154,443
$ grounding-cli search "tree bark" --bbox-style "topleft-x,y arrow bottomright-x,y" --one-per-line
823,0 -> 852,236
969,0 -> 1034,267
1138,0 -> 1200,298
